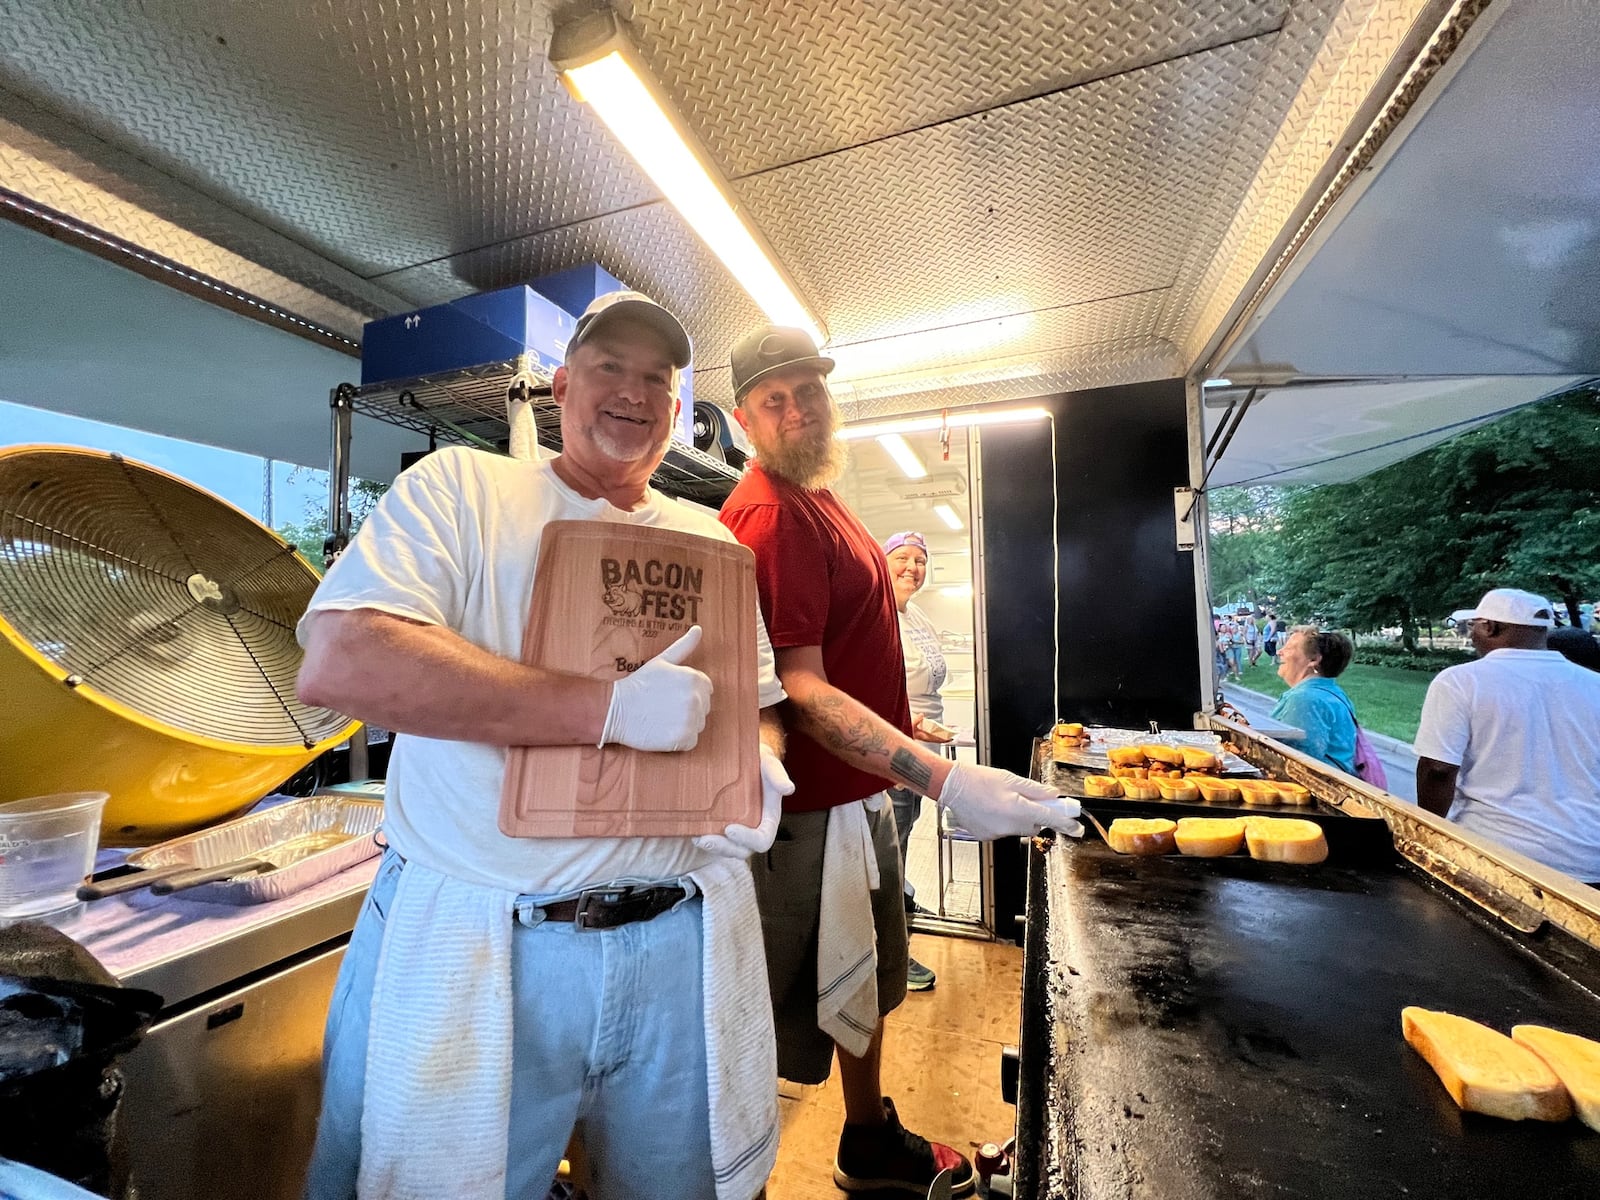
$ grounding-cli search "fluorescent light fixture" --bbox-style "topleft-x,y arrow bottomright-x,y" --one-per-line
1203,377 -> 1233,388
875,433 -> 928,479
551,13 -> 823,344
838,406 -> 1051,441
933,503 -> 964,531
831,312 -> 1034,384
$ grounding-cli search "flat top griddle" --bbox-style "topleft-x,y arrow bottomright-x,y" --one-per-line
1016,835 -> 1600,1199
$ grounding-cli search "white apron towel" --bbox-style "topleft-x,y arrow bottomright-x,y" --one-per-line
358,857 -> 776,1200
816,798 -> 882,1057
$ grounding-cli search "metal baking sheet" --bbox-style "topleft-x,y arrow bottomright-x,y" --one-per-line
1052,727 -> 1260,776
1040,750 -> 1338,822
1014,834 -> 1600,1200
124,796 -> 383,905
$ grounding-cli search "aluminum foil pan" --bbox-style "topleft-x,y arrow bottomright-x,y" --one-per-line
124,796 -> 383,905
1052,726 -> 1260,775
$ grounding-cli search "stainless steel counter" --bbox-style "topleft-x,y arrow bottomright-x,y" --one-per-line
63,858 -> 379,1200
65,857 -> 375,1004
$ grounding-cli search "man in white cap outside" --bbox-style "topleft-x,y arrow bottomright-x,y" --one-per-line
718,324 -> 1082,1196
1415,587 -> 1600,883
296,291 -> 792,1200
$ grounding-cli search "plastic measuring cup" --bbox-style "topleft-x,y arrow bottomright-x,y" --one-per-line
0,791 -> 109,923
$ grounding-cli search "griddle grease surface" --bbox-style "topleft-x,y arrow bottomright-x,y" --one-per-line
1024,838 -> 1600,1199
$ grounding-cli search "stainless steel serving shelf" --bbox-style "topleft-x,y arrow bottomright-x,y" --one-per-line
344,355 -> 745,506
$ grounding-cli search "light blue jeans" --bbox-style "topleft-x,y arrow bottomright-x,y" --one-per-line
303,853 -> 713,1200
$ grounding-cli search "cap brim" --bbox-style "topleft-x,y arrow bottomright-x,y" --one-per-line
733,355 -> 836,400
573,300 -> 692,368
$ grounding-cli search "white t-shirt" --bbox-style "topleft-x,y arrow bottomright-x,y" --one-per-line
897,601 -> 947,724
297,447 -> 785,893
1413,648 -> 1600,880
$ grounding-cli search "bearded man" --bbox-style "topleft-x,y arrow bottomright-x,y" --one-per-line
718,325 -> 1081,1196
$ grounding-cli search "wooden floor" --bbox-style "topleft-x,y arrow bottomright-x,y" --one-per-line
765,932 -> 1023,1199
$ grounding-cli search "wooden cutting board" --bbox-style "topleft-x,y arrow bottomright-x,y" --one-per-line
498,520 -> 762,837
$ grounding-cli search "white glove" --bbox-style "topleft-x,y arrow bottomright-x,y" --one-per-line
598,626 -> 712,752
938,762 -> 1084,841
694,743 -> 794,859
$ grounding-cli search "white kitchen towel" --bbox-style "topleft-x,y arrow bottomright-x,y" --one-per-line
358,861 -> 516,1200
357,856 -> 776,1200
816,799 -> 882,1057
506,374 -> 547,462
689,857 -> 780,1200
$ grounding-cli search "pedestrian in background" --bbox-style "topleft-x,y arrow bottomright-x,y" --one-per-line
1271,626 -> 1359,774
1416,588 -> 1600,884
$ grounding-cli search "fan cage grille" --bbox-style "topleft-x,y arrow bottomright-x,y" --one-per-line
0,449 -> 351,748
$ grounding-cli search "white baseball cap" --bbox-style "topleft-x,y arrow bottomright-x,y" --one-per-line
568,290 -> 692,368
1459,588 -> 1556,628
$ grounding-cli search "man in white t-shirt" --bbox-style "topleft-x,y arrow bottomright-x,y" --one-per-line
295,292 -> 792,1200
1414,587 -> 1600,884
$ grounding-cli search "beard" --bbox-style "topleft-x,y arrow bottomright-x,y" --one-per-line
750,398 -> 850,490
584,415 -> 672,466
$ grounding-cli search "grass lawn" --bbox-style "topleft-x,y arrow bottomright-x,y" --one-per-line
1231,659 -> 1437,744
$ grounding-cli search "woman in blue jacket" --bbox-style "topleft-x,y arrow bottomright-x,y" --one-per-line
1271,626 -> 1358,774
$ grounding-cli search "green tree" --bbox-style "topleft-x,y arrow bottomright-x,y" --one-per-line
1207,486 -> 1286,608
1429,390 -> 1600,624
1262,385 -> 1600,640
275,472 -> 388,573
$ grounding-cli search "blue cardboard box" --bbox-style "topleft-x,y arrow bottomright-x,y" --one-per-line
530,263 -> 627,320
361,285 -> 577,386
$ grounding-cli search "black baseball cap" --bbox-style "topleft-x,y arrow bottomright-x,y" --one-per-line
568,290 -> 692,368
730,325 -> 835,401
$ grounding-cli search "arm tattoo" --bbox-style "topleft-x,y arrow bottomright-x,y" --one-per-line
802,693 -> 891,759
890,748 -> 934,793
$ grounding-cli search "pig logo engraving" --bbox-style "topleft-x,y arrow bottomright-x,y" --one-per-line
603,584 -> 645,617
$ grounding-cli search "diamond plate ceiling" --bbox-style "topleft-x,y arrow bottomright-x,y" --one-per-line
2,0 -> 1442,415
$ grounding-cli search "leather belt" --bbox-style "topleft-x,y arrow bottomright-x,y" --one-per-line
537,884 -> 689,930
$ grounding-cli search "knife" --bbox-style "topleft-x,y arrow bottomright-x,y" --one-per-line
77,862 -> 200,901
150,857 -> 275,894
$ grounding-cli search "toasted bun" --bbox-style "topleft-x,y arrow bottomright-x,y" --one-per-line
1512,1025 -> 1600,1131
1107,746 -> 1147,768
1274,781 -> 1312,806
1120,780 -> 1161,800
1402,1009 -> 1571,1122
1140,743 -> 1184,765
1180,746 -> 1222,772
1106,817 -> 1177,856
1054,722 -> 1085,738
1235,780 -> 1282,805
1155,778 -> 1199,802
1110,765 -> 1148,779
1083,774 -> 1123,797
1244,817 -> 1328,864
1174,817 -> 1246,857
1191,776 -> 1241,803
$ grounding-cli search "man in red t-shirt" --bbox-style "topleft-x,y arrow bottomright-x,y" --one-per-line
720,325 -> 1081,1196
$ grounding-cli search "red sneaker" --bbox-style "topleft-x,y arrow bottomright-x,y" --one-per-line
832,1096 -> 975,1195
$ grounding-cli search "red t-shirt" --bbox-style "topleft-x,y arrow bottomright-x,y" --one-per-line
721,464 -> 912,812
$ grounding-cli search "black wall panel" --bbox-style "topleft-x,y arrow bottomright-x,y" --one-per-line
980,377 -> 1201,934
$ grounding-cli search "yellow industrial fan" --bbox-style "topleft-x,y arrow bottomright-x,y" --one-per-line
0,445 -> 359,844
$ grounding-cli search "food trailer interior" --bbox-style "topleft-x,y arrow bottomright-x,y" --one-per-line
3,1 -> 1600,1196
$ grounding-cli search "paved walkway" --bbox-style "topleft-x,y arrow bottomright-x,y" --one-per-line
1221,682 -> 1418,802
